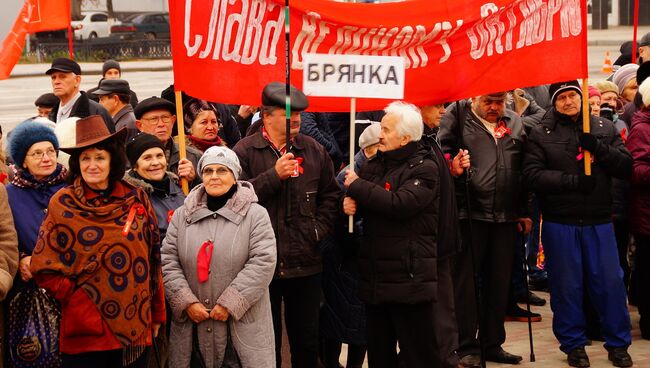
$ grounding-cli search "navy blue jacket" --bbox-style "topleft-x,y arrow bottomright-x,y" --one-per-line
6,179 -> 65,257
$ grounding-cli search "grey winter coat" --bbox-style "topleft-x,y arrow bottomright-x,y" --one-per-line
162,181 -> 277,368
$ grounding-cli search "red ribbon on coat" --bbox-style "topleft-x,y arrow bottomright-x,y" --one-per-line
197,240 -> 214,283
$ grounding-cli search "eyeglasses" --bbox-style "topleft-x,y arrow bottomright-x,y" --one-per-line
27,148 -> 57,160
201,167 -> 231,178
141,114 -> 173,125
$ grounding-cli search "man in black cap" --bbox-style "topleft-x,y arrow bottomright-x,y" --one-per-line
638,32 -> 650,65
524,80 -> 633,368
438,92 -> 530,366
89,59 -> 139,108
95,79 -> 138,141
34,93 -> 59,118
232,82 -> 341,368
46,57 -> 114,131
134,97 -> 201,186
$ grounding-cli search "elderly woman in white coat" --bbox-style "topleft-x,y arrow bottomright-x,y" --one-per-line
162,146 -> 276,368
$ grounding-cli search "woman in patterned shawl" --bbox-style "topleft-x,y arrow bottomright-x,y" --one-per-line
30,115 -> 165,368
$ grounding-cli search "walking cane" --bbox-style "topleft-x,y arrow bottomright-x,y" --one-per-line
521,234 -> 536,362
454,101 -> 486,368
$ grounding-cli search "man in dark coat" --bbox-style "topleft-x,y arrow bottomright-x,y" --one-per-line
46,58 -> 114,131
420,102 -> 468,368
95,79 -> 138,142
438,92 -> 529,366
342,101 -> 439,368
88,59 -> 139,108
232,82 -> 341,368
524,80 -> 633,368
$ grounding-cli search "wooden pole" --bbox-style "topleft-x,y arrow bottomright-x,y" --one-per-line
348,97 -> 356,233
174,90 -> 190,194
581,78 -> 592,175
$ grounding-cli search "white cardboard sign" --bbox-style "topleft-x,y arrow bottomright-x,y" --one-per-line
302,53 -> 405,99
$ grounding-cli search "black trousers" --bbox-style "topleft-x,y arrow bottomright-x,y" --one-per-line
453,220 -> 517,356
433,258 -> 460,368
634,234 -> 650,336
366,301 -> 436,368
62,348 -> 148,368
270,274 -> 321,368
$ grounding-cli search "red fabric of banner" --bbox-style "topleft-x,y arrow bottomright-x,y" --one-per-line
170,0 -> 587,111
0,0 -> 71,79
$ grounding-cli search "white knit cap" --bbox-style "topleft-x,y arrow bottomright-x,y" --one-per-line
198,146 -> 242,180
53,116 -> 79,169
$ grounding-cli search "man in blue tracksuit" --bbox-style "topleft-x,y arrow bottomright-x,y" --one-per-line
524,80 -> 633,368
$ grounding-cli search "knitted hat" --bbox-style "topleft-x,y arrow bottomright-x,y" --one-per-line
612,63 -> 639,94
125,133 -> 165,167
183,99 -> 217,133
54,117 -> 79,169
548,80 -> 582,105
639,78 -> 650,108
198,146 -> 241,180
358,121 -> 381,149
102,59 -> 121,76
9,120 -> 59,167
588,86 -> 601,99
594,80 -> 619,96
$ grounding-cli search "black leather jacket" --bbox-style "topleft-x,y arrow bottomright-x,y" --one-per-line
439,101 -> 528,223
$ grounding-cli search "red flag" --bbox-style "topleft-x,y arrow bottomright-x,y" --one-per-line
170,0 -> 587,111
0,0 -> 71,79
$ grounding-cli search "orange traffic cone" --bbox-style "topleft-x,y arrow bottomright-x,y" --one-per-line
602,51 -> 613,74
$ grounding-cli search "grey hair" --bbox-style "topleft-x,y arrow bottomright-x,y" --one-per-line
384,101 -> 423,142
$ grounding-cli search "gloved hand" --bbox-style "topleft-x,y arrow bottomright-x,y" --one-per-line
577,174 -> 597,194
579,133 -> 599,152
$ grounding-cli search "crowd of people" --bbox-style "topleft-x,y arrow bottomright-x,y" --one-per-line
0,32 -> 648,368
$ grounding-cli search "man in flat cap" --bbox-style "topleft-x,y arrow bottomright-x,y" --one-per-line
34,93 -> 59,118
45,58 -> 114,131
438,92 -> 530,366
638,32 -> 650,65
134,96 -> 202,186
233,82 -> 341,368
95,79 -> 138,141
524,81 -> 633,368
88,59 -> 139,108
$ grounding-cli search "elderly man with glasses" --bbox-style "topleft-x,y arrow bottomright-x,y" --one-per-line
134,96 -> 202,186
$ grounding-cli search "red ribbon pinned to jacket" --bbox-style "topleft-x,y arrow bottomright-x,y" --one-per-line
620,128 -> 627,144
494,121 -> 512,139
291,157 -> 304,177
197,240 -> 214,283
122,203 -> 145,236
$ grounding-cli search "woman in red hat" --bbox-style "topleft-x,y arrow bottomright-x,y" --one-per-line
30,115 -> 165,368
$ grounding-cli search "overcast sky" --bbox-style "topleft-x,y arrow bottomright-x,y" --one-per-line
0,0 -> 22,40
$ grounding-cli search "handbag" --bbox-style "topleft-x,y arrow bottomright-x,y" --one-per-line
8,286 -> 62,368
190,323 -> 207,368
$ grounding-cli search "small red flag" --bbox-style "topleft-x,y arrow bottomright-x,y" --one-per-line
0,0 -> 71,79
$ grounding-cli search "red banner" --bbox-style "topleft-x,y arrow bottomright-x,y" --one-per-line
0,0 -> 71,79
170,0 -> 587,111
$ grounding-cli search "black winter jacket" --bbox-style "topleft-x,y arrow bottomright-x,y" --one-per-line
347,142 -> 439,305
523,108 -> 633,225
233,132 -> 341,278
420,125 -> 460,259
49,91 -> 115,132
438,101 -> 528,223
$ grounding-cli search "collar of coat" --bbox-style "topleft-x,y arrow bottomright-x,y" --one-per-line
183,180 -> 258,225
114,104 -> 134,122
250,129 -> 305,151
375,141 -> 427,168
123,170 -> 180,194
50,91 -> 92,119
543,108 -> 599,132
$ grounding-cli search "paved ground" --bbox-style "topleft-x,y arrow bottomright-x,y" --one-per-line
331,293 -> 650,367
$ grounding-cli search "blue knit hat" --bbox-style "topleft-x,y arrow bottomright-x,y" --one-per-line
9,120 -> 59,168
